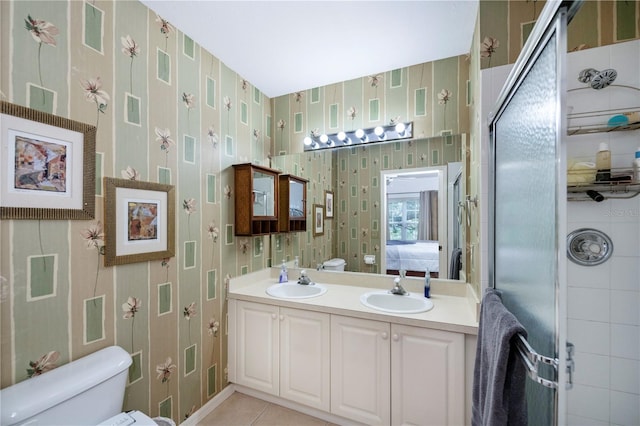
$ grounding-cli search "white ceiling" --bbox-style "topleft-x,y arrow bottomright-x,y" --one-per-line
139,0 -> 479,98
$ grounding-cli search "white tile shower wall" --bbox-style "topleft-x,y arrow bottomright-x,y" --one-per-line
566,39 -> 640,426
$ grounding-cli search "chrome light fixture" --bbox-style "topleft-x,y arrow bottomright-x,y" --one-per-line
303,122 -> 413,151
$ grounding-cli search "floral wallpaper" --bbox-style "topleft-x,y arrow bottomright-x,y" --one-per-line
1,0 -> 271,423
479,0 -> 640,70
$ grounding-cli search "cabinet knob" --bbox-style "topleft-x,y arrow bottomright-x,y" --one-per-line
381,332 -> 388,340
392,334 -> 399,341
279,315 -> 284,321
271,313 -> 277,320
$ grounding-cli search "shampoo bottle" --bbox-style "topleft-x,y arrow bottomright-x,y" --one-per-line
596,142 -> 611,182
633,148 -> 640,182
424,268 -> 431,298
279,260 -> 288,283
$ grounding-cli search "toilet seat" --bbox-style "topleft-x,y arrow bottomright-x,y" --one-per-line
98,410 -> 159,426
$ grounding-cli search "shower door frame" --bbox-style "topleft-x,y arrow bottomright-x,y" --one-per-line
487,1 -> 582,424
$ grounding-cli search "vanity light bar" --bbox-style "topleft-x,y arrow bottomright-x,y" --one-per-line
303,122 -> 413,151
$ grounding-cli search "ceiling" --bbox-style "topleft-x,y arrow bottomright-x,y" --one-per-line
139,0 -> 479,98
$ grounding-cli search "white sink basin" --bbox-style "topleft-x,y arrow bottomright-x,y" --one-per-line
266,282 -> 327,299
360,291 -> 434,314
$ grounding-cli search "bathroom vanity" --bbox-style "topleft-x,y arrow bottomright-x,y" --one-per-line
228,268 -> 478,425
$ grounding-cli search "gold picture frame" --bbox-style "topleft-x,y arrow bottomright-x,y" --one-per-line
104,178 -> 175,266
0,101 -> 96,219
313,203 -> 324,236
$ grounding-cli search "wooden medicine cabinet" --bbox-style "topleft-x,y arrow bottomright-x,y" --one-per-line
232,163 -> 280,236
278,174 -> 308,232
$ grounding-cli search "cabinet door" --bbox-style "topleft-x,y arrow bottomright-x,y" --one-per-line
235,301 -> 279,395
331,315 -> 390,425
280,308 -> 330,411
252,171 -> 276,217
391,324 -> 464,426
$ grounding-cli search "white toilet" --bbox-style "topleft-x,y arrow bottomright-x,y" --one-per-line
322,258 -> 346,271
0,346 -> 170,426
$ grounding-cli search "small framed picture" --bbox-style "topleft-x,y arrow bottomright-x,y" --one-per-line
313,204 -> 324,236
104,178 -> 175,266
325,190 -> 334,219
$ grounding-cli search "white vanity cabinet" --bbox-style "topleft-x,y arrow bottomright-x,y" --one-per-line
229,300 -> 467,425
230,300 -> 279,395
229,300 -> 330,411
330,315 -> 391,425
391,324 -> 465,426
330,316 -> 465,426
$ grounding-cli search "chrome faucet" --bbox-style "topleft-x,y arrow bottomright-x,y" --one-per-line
390,277 -> 408,296
298,270 -> 313,285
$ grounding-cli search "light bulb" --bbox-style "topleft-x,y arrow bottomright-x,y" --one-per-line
395,122 -> 406,135
337,131 -> 351,145
355,128 -> 367,142
303,136 -> 312,146
320,134 -> 329,144
374,126 -> 385,139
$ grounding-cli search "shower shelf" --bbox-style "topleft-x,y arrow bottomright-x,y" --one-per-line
567,107 -> 640,136
567,182 -> 640,201
568,121 -> 640,136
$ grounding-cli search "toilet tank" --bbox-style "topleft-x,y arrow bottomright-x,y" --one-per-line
0,346 -> 132,426
323,258 -> 346,271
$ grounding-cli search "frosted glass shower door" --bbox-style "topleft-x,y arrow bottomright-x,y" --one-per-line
488,4 -> 570,426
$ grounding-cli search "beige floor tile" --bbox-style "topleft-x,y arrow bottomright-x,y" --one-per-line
197,392 -> 268,425
252,403 -> 327,426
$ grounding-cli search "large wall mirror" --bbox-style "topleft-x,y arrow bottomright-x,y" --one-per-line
271,134 -> 466,281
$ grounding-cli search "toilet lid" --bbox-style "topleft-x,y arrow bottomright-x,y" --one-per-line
323,258 -> 345,267
98,411 -> 158,426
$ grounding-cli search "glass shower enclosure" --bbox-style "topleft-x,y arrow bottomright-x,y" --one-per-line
487,1 -> 582,424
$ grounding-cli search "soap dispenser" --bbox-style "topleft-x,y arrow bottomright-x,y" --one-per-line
424,268 -> 431,298
279,260 -> 288,283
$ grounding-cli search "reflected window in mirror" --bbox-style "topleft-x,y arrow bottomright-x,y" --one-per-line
387,198 -> 419,241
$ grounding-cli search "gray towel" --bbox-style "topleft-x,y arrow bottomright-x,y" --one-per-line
472,288 -> 528,426
449,248 -> 462,280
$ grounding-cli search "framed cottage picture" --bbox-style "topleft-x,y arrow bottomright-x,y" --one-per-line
325,190 -> 334,219
0,101 -> 96,219
104,178 -> 175,266
313,204 -> 324,236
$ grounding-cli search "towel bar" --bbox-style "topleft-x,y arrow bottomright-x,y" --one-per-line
513,333 -> 559,389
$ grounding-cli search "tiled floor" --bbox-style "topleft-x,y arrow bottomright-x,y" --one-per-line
197,392 -> 336,426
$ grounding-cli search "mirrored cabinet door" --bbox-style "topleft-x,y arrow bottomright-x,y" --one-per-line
278,174 -> 308,232
253,171 -> 275,217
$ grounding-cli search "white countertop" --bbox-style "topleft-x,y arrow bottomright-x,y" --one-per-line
229,268 -> 479,335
